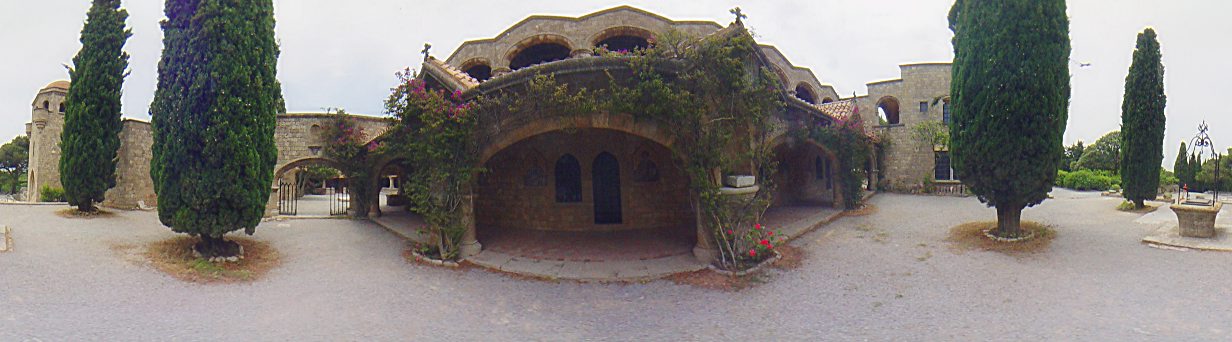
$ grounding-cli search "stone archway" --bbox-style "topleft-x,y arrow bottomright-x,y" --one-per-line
765,135 -> 843,208
473,126 -> 696,262
270,157 -> 349,217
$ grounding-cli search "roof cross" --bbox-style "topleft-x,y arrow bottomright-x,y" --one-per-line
421,43 -> 432,62
730,7 -> 747,25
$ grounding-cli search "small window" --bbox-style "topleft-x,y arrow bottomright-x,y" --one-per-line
943,101 -> 951,124
919,101 -> 929,113
935,151 -> 956,181
58,103 -> 65,113
554,154 -> 582,202
42,101 -> 49,110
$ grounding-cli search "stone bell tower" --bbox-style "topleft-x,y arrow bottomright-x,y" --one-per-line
26,80 -> 70,201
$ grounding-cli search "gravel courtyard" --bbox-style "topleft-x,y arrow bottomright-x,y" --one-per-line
2,189 -> 1230,341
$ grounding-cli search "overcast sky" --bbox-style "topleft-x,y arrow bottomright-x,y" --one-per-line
2,0 -> 1229,167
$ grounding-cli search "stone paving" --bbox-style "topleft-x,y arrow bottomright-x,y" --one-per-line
4,189 -> 1232,340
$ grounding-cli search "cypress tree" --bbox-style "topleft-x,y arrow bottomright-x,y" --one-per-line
1174,142 -> 1189,186
60,0 -> 130,213
151,0 -> 283,257
948,0 -> 1071,238
1119,28 -> 1167,208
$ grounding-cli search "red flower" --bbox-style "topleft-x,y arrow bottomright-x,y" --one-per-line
726,230 -> 733,235
754,223 -> 762,230
748,249 -> 757,257
767,244 -> 774,249
767,231 -> 774,237
760,239 -> 770,246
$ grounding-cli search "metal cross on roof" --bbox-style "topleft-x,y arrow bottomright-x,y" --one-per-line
421,43 -> 432,62
730,7 -> 747,25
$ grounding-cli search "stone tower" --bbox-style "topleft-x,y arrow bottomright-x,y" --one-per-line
27,80 -> 70,201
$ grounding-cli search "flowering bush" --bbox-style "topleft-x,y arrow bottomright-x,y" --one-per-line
725,223 -> 783,265
322,110 -> 380,217
385,69 -> 480,261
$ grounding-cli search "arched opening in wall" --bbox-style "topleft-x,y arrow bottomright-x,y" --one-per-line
794,83 -> 817,104
273,158 -> 349,217
508,37 -> 572,70
42,101 -> 49,110
877,96 -> 900,125
372,158 -> 414,216
764,138 -> 841,229
592,27 -> 654,54
475,128 -> 695,262
463,64 -> 492,82
821,97 -> 835,104
58,103 -> 65,113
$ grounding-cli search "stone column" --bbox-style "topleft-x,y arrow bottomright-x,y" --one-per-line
459,193 -> 482,258
692,197 -> 718,262
265,184 -> 280,217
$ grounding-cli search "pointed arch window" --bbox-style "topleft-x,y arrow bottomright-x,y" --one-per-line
554,154 -> 582,202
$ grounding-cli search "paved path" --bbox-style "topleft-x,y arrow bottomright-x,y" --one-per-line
2,189 -> 1232,340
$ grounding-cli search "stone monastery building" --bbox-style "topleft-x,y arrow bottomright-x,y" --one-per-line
26,6 -> 952,262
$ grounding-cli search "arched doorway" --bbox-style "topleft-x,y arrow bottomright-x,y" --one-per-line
761,137 -> 844,232
592,152 -> 622,224
273,158 -> 350,217
475,128 -> 694,262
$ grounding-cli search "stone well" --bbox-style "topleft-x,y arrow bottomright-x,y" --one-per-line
1170,202 -> 1222,238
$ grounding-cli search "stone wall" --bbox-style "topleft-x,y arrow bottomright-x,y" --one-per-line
102,120 -> 157,209
857,63 -> 953,190
24,103 -> 393,213
475,129 -> 695,233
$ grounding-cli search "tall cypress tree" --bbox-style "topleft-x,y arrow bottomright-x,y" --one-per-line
1174,142 -> 1189,186
151,0 -> 283,257
948,0 -> 1071,238
60,0 -> 130,213
1119,28 -> 1167,208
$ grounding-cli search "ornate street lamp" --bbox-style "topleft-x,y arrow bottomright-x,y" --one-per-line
1180,121 -> 1220,205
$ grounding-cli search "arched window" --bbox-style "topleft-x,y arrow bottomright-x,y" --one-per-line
877,97 -> 901,125
464,64 -> 492,82
510,43 -> 571,70
58,103 -> 65,113
554,154 -> 582,202
795,84 -> 817,104
821,97 -> 834,104
42,101 -> 49,110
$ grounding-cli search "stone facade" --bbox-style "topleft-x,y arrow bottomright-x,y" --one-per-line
24,84 -> 393,212
475,129 -> 694,233
855,63 -> 954,190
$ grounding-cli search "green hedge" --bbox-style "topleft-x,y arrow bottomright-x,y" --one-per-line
1056,170 -> 1120,191
39,186 -> 65,202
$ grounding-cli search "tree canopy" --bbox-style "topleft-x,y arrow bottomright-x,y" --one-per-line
0,136 -> 30,195
150,0 -> 283,258
1119,28 -> 1167,208
949,0 -> 1071,237
60,0 -> 130,212
1075,131 -> 1121,172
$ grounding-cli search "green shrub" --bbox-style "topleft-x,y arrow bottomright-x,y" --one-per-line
1056,169 -> 1118,191
39,186 -> 65,202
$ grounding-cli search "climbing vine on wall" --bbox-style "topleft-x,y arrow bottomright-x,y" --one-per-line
806,112 -> 874,209
322,110 -> 382,217
385,72 -> 480,260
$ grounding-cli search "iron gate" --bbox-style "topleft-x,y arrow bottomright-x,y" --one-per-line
329,187 -> 350,216
278,180 -> 297,216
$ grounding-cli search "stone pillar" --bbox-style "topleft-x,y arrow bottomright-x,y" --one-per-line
459,193 -> 482,258
265,184 -> 280,217
692,197 -> 718,262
